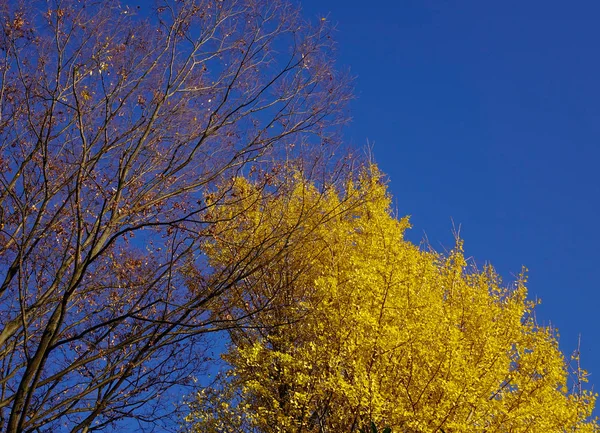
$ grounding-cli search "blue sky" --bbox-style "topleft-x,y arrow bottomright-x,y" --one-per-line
300,0 -> 600,394
118,0 -> 598,413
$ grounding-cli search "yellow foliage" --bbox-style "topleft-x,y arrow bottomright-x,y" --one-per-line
186,166 -> 597,432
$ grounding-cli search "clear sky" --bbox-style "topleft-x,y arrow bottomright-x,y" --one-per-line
119,0 -> 599,413
300,0 -> 600,396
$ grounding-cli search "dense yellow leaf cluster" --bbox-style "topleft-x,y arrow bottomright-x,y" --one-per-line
187,166 -> 597,432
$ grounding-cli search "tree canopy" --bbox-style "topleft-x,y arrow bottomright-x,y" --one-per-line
186,166 -> 597,432
0,0 -> 350,430
0,0 -> 596,431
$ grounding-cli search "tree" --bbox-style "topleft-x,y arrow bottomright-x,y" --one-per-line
185,166 -> 598,432
0,0 -> 351,431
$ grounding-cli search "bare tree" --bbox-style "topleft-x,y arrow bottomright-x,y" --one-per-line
0,0 -> 351,431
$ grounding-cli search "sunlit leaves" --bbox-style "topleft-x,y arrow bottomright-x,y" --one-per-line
187,166 -> 597,432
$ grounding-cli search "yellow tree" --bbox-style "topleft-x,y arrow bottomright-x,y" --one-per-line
186,165 -> 597,432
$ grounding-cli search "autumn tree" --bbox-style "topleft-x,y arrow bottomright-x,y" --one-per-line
185,166 -> 598,432
0,0 -> 352,431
